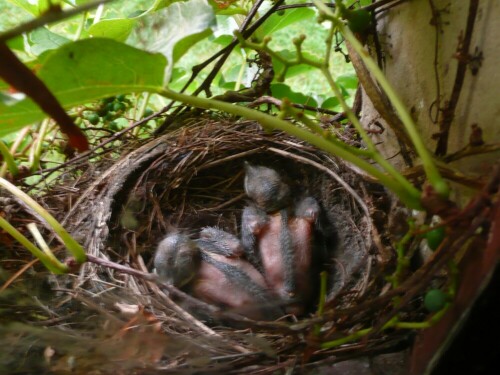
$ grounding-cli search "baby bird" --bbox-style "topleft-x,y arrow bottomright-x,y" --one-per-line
244,196 -> 322,315
154,232 -> 200,288
198,226 -> 244,257
287,196 -> 321,314
241,205 -> 268,269
243,162 -> 291,213
193,228 -> 282,320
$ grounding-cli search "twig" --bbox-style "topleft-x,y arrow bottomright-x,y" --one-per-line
0,0 -> 113,43
443,143 -> 500,163
154,0 -> 285,133
435,0 -> 479,156
268,147 -> 370,218
249,96 -> 341,116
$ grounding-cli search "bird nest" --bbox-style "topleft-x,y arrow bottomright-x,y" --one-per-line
2,115 -> 414,373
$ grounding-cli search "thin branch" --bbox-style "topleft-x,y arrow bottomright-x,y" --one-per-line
435,0 -> 479,156
0,0 -> 114,43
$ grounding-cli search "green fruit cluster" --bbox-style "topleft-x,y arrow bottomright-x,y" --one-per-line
83,94 -> 131,129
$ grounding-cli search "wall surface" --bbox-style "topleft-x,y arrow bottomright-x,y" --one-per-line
361,0 -> 500,198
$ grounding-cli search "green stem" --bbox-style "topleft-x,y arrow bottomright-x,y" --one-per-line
282,101 -> 372,157
321,327 -> 373,349
390,219 -> 415,288
0,140 -> 19,177
0,216 -> 68,274
26,223 -> 64,268
31,119 -> 50,172
0,127 -> 30,178
0,177 -> 86,263
315,0 -> 448,197
314,271 -> 328,336
159,88 -> 422,209
321,62 -> 420,201
74,12 -> 87,41
321,306 -> 450,349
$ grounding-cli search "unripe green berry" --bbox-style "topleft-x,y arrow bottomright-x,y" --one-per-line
85,112 -> 100,125
424,289 -> 448,312
425,226 -> 446,251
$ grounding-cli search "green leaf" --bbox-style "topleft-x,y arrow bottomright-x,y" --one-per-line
6,0 -> 39,16
321,96 -> 340,110
336,74 -> 358,90
0,38 -> 166,137
88,18 -> 137,42
173,28 -> 212,63
132,0 -> 215,84
153,0 -> 185,11
212,34 -> 233,47
271,83 -> 317,107
6,36 -> 24,51
256,8 -> 315,38
29,27 -> 71,56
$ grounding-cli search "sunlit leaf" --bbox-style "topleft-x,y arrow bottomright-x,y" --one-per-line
132,0 -> 215,85
6,36 -> 24,51
271,83 -> 318,107
29,27 -> 71,55
6,0 -> 39,16
256,8 -> 315,39
336,74 -> 358,90
88,18 -> 137,42
212,34 -> 233,47
0,38 -> 166,137
321,96 -> 340,110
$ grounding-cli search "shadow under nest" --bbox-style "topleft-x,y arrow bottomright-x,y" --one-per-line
60,116 -> 408,373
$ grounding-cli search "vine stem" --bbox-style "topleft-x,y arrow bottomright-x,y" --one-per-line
314,0 -> 448,198
159,88 -> 422,209
0,216 -> 68,274
235,27 -> 421,205
0,177 -> 86,263
0,138 -> 18,177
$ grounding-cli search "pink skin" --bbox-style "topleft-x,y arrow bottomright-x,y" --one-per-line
286,215 -> 316,315
257,213 -> 288,299
257,198 -> 319,315
190,252 -> 273,320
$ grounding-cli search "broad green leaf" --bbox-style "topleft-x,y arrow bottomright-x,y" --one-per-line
256,8 -> 315,39
172,28 -> 212,63
321,96 -> 340,110
88,18 -> 137,42
214,7 -> 246,16
29,27 -> 71,56
336,74 -> 358,90
271,83 -> 318,107
6,0 -> 39,16
0,38 -> 166,137
132,0 -> 215,85
212,34 -> 233,47
6,36 -> 24,51
153,0 -> 185,11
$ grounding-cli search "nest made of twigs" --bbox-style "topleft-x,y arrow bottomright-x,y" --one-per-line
1,114 -> 427,374
43,114 -> 409,372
